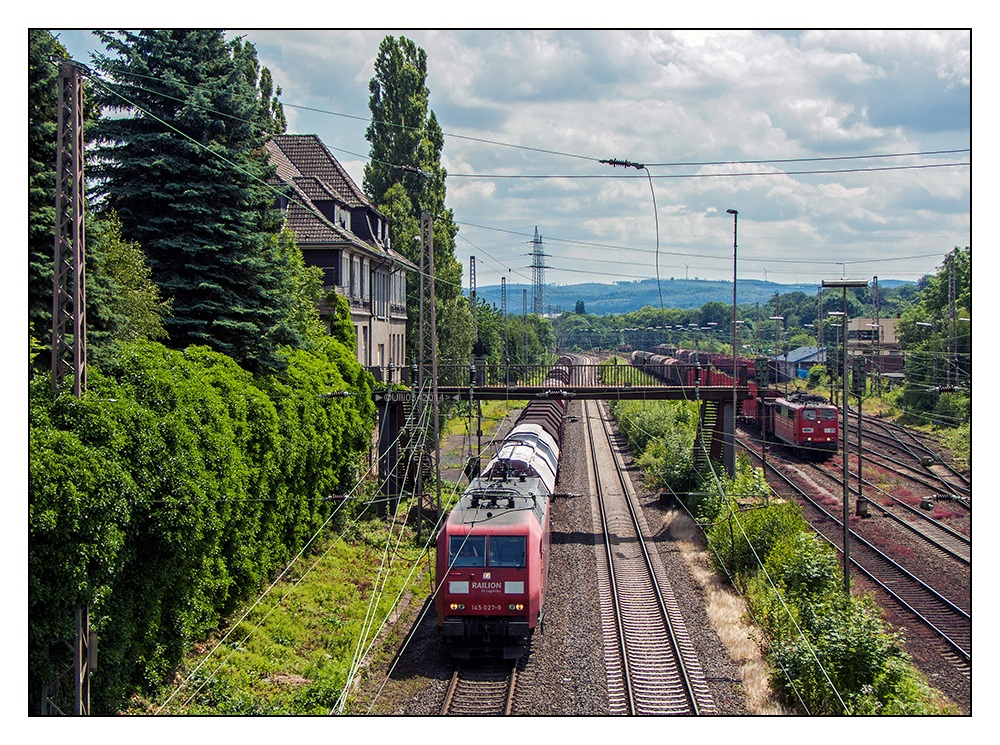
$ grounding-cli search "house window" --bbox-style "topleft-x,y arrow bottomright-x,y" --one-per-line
304,249 -> 341,287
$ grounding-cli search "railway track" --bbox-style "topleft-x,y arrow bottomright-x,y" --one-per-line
741,421 -> 971,564
440,661 -> 517,715
584,398 -> 714,715
817,460 -> 971,565
847,410 -> 971,502
739,436 -> 971,669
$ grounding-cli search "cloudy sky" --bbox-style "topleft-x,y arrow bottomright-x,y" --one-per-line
50,27 -> 971,304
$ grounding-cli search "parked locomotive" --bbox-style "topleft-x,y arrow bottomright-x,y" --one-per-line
434,356 -> 571,659
747,391 -> 839,460
631,349 -> 838,460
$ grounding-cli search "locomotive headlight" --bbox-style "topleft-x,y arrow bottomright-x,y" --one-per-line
508,603 -> 524,611
449,603 -> 465,611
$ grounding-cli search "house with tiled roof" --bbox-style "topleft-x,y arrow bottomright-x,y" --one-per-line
266,134 -> 415,373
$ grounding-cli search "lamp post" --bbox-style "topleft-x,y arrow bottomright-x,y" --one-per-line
727,209 -> 739,478
828,311 -> 845,405
822,278 -> 870,595
769,316 -> 784,386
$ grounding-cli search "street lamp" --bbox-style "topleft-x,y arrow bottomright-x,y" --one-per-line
727,209 -> 739,479
822,277 -> 870,595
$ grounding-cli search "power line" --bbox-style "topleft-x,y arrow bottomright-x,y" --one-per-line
87,62 -> 969,181
78,59 -> 968,290
446,161 -> 969,179
454,220 -> 953,268
643,149 -> 970,167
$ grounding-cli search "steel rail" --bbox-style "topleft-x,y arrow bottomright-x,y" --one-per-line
740,437 -> 971,662
595,399 -> 701,714
587,397 -> 703,715
586,398 -> 636,715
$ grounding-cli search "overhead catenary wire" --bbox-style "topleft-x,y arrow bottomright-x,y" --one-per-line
82,62 -> 968,290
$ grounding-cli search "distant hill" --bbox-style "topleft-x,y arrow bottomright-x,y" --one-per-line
471,277 -> 914,315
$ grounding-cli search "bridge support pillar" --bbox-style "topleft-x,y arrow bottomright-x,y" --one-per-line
723,400 -> 736,478
375,396 -> 405,517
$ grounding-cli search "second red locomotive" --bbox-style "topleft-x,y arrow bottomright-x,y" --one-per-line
631,348 -> 839,460
748,390 -> 839,460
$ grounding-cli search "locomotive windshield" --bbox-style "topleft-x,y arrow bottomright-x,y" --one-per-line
802,409 -> 817,420
449,535 -> 487,567
489,536 -> 526,568
448,535 -> 526,568
820,409 -> 837,420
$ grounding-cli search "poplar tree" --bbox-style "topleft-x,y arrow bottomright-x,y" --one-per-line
89,30 -> 296,372
363,35 -> 467,364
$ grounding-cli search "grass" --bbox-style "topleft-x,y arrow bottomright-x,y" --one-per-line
123,400 -> 523,716
124,510 -> 435,715
665,512 -> 791,715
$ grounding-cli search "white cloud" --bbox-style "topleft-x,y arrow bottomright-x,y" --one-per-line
47,28 -> 971,293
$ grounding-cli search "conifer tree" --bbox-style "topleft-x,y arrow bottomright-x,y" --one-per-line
27,30 -> 67,340
89,30 -> 297,372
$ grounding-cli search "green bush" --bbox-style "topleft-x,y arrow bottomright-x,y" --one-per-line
941,421 -> 970,470
707,500 -> 806,578
763,531 -> 842,602
765,592 -> 940,715
614,399 -> 699,492
691,453 -> 769,524
807,364 -> 828,389
28,338 -> 375,713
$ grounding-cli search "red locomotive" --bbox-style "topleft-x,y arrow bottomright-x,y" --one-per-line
434,475 -> 551,659
748,391 -> 839,460
632,349 -> 839,460
434,356 -> 570,659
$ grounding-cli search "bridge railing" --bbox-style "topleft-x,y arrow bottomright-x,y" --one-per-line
368,362 -> 745,389
391,363 -> 737,388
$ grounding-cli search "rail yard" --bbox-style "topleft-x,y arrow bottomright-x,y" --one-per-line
344,353 -> 971,716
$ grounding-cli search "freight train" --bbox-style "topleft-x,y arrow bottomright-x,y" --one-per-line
631,349 -> 838,460
434,356 -> 571,659
630,349 -> 752,387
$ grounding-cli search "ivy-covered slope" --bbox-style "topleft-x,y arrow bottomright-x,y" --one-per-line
28,339 -> 375,713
